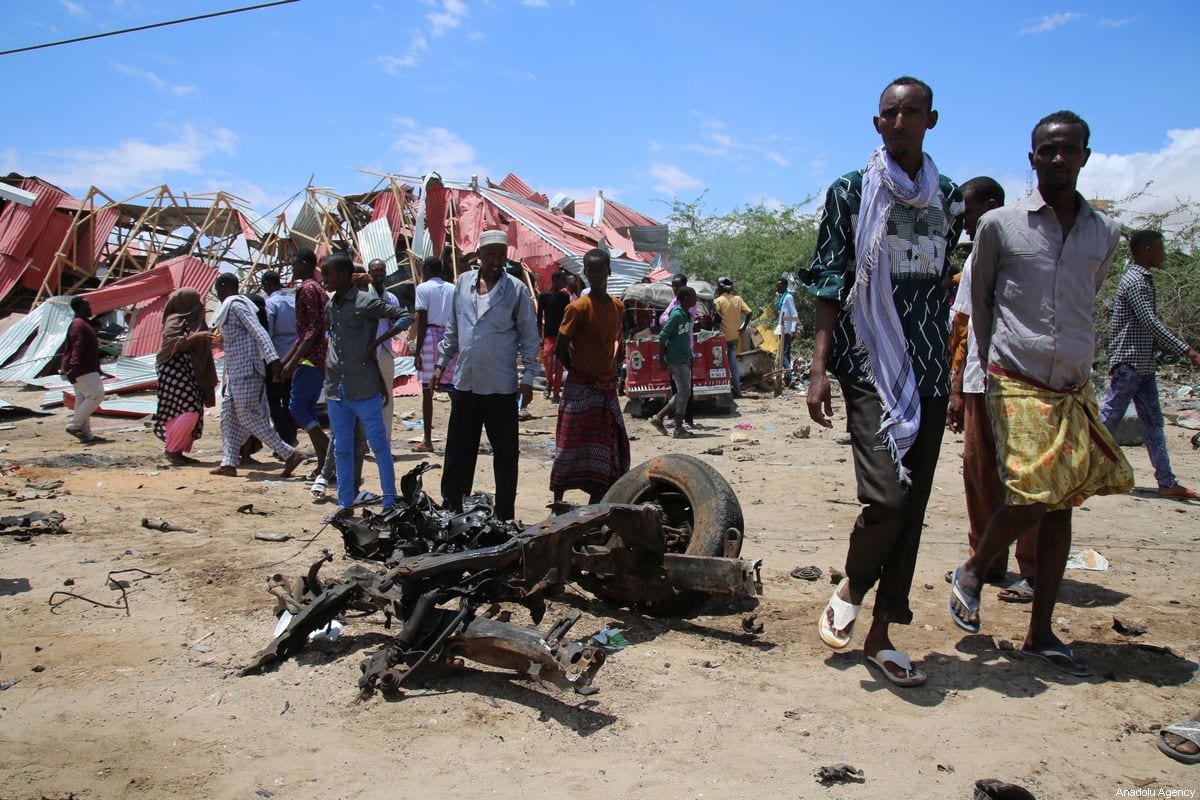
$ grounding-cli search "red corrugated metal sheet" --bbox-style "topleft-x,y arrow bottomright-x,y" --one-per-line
496,173 -> 549,207
21,212 -> 72,291
575,197 -> 660,229
371,190 -> 405,245
122,256 -> 217,358
75,206 -> 119,274
0,178 -> 71,302
425,182 -> 448,256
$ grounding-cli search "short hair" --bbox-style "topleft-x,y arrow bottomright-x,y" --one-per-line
215,273 -> 239,291
70,295 -> 90,315
583,248 -> 610,270
1129,229 -> 1163,254
292,249 -> 317,268
321,253 -> 354,277
1031,110 -> 1090,150
367,258 -> 386,270
678,287 -> 697,303
671,272 -> 688,286
960,176 -> 1005,205
260,270 -> 281,288
883,75 -> 933,113
421,256 -> 443,277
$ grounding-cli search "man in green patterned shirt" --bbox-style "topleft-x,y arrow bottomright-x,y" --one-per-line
803,76 -> 963,688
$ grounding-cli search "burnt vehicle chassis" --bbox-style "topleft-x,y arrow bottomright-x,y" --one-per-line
242,456 -> 761,699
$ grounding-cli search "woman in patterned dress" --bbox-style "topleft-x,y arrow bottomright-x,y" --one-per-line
153,288 -> 218,465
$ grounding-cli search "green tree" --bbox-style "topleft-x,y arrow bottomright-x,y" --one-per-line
665,193 -> 820,332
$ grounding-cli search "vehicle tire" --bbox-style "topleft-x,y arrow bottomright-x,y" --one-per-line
602,453 -> 744,558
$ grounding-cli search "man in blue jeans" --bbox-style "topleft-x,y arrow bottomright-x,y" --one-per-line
1101,228 -> 1200,500
321,255 -> 412,514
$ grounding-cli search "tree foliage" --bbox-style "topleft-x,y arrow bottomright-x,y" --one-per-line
665,193 -> 819,324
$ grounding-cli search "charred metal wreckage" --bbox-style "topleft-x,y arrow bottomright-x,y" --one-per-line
242,456 -> 762,700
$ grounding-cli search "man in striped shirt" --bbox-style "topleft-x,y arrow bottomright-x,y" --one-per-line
1100,229 -> 1200,499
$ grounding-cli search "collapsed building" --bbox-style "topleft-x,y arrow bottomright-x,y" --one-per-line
0,170 -> 668,413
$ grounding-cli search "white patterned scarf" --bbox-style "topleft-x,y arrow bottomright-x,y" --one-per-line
847,146 -> 941,483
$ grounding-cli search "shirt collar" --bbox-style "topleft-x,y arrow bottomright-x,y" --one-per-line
1129,261 -> 1153,279
1017,189 -> 1095,219
333,285 -> 360,305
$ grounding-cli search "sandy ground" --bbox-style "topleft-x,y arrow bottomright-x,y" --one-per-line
0,384 -> 1198,800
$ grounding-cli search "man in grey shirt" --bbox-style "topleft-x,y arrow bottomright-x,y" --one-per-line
949,111 -> 1133,677
432,229 -> 540,520
322,255 -> 412,514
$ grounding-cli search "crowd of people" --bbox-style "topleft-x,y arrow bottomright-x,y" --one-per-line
52,73 -> 1199,765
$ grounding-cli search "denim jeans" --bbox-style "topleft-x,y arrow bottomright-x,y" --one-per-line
326,387 -> 396,509
726,341 -> 741,395
1100,363 -> 1176,487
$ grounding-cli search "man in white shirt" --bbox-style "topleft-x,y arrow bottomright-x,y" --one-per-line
367,259 -> 401,440
412,256 -> 457,453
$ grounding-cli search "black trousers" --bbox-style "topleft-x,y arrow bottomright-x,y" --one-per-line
839,378 -> 947,625
267,377 -> 298,446
441,391 -> 520,520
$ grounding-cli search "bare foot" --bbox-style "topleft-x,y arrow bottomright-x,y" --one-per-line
281,451 -> 305,478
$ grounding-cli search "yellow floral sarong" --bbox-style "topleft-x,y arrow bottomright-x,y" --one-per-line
987,367 -> 1134,510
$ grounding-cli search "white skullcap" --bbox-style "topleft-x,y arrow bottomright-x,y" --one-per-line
478,229 -> 508,249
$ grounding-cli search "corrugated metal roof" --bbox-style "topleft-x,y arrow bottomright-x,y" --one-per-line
123,256 -> 217,358
0,178 -> 70,303
290,198 -> 324,251
0,299 -> 72,383
555,255 -> 652,298
355,218 -> 397,273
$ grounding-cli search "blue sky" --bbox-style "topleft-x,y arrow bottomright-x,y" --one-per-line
2,0 -> 1198,227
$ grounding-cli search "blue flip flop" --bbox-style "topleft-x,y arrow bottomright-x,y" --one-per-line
948,567 -> 981,633
1021,644 -> 1094,677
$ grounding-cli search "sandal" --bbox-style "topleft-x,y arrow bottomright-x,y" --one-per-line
997,577 -> 1035,604
948,567 -> 981,633
310,476 -> 328,500
411,442 -> 434,453
818,578 -> 860,650
1158,720 -> 1200,764
1021,643 -> 1094,677
865,649 -> 927,687
1159,484 -> 1200,501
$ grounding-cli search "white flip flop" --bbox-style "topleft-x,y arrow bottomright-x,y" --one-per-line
866,649 -> 927,687
818,578 -> 860,650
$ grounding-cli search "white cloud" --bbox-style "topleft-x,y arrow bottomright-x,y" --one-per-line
427,0 -> 467,36
648,163 -> 702,195
60,0 -> 86,17
681,114 -> 791,167
1078,128 -> 1200,230
390,117 -> 486,178
108,60 -> 198,96
376,33 -> 429,73
647,140 -> 663,153
1097,16 -> 1137,28
750,195 -> 785,212
522,0 -> 548,6
467,30 -> 485,41
1021,11 -> 1083,34
26,124 -> 237,193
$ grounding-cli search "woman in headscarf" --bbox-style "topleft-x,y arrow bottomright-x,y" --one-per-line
154,288 -> 218,465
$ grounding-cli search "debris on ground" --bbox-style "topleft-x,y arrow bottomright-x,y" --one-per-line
48,568 -> 169,616
741,614 -> 764,635
242,459 -> 762,701
254,531 -> 293,543
1065,548 -> 1108,570
815,763 -> 864,785
0,479 -> 66,501
1112,617 -> 1147,637
789,565 -> 822,581
237,504 -> 269,516
0,510 -> 67,537
791,427 -> 811,439
141,517 -> 196,533
701,447 -> 724,455
974,778 -> 1036,799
